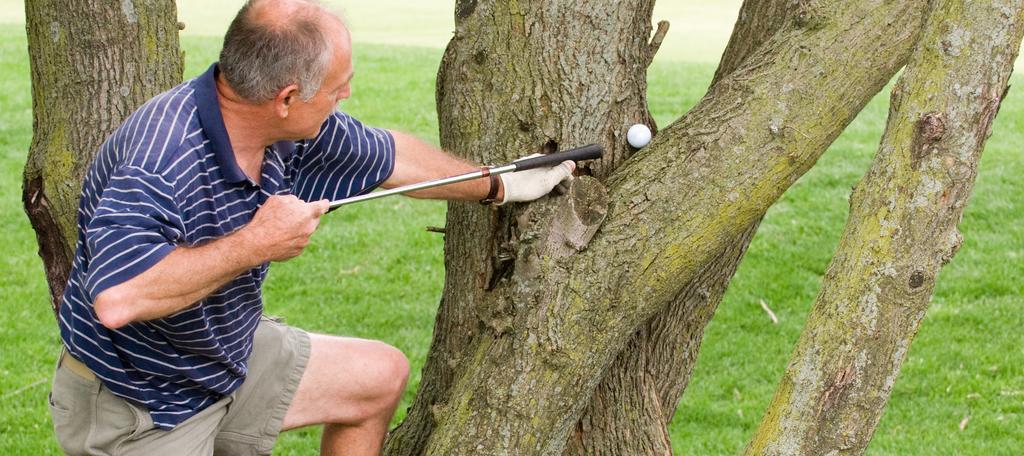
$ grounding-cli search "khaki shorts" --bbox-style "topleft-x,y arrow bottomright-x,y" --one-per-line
49,317 -> 310,456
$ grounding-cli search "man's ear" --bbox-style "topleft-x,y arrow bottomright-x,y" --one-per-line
274,84 -> 301,118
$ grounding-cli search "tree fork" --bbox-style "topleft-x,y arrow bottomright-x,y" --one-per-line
745,1 -> 1024,454
23,0 -> 183,311
389,0 -> 931,453
385,0 -> 660,452
566,2 -> 795,453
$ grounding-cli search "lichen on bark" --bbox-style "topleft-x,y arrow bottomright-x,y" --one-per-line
24,0 -> 183,310
389,0 -> 931,453
745,1 -> 1024,454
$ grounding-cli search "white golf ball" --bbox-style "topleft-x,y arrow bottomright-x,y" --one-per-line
627,124 -> 652,148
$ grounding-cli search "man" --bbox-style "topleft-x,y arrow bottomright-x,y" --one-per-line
48,1 -> 574,454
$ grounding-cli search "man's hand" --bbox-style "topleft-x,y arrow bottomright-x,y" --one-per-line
241,195 -> 330,262
497,158 -> 576,205
93,194 -> 328,329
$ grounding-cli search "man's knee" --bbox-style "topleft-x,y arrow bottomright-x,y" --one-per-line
370,342 -> 409,407
289,337 -> 410,428
337,340 -> 408,423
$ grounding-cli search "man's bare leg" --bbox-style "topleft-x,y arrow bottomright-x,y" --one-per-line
282,333 -> 409,455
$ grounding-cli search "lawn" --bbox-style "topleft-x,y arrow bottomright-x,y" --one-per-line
1,10 -> 1022,456
0,0 -> 746,63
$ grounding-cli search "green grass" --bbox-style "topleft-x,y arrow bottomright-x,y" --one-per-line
667,66 -> 1024,454
175,0 -> 746,62
0,0 -> 746,63
2,23 -> 1022,455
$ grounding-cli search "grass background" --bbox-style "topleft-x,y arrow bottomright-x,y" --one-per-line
1,1 -> 1022,454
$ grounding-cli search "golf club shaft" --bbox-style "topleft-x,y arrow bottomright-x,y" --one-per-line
328,164 -> 516,209
328,144 -> 603,209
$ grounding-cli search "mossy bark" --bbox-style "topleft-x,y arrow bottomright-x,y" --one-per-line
745,1 -> 1024,454
23,0 -> 183,311
386,0 -> 929,454
386,1 -> 660,452
565,2 -> 793,454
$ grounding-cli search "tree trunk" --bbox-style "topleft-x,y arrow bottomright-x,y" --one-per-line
745,1 -> 1024,454
387,0 -> 929,454
565,2 -> 793,453
28,0 -> 1011,454
386,1 -> 660,451
23,0 -> 183,311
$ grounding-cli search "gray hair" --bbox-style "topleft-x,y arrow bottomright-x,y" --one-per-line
219,0 -> 337,102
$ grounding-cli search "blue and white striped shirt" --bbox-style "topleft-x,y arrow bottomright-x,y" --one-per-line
58,63 -> 395,429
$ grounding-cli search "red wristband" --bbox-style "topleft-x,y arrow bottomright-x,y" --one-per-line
479,171 -> 500,205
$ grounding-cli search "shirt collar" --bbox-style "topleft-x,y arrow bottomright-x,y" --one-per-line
194,63 -> 248,184
273,140 -> 296,160
193,64 -> 297,184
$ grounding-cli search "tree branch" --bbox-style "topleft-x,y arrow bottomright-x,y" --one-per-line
713,0 -> 794,86
565,3 -> 798,453
745,1 -> 1024,454
645,20 -> 670,68
422,0 -> 931,453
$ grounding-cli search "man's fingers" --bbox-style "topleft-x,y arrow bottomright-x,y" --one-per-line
548,160 -> 574,187
561,159 -> 576,175
554,181 -> 571,195
310,199 -> 330,216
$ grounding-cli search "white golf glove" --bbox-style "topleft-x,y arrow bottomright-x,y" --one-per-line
497,155 -> 575,205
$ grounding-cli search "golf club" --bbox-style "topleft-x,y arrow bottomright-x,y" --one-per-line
328,144 -> 604,209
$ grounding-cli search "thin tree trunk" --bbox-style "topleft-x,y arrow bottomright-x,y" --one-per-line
389,0 -> 929,453
23,0 -> 183,311
745,1 -> 1024,454
565,225 -> 756,455
566,2 -> 793,453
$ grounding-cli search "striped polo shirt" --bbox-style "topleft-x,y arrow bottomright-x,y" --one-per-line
57,63 -> 395,429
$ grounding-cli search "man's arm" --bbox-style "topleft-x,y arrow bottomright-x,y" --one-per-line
382,131 -> 504,201
384,131 -> 576,203
94,195 -> 329,329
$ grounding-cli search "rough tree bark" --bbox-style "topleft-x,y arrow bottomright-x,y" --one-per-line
713,0 -> 795,84
386,1 -> 662,452
26,1 -> 1014,454
386,0 -> 929,454
23,0 -> 183,311
566,1 -> 792,454
745,1 -> 1024,454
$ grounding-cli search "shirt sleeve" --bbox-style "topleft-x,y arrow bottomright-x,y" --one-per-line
84,165 -> 185,301
289,111 -> 396,202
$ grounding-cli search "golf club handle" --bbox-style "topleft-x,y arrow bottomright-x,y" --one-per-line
512,144 -> 604,172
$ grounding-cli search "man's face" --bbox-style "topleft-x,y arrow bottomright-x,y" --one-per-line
286,41 -> 353,139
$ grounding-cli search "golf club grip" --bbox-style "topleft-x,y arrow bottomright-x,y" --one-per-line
513,144 -> 604,172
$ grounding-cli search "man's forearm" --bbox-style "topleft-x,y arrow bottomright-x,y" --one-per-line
93,227 -> 262,329
385,130 -> 504,201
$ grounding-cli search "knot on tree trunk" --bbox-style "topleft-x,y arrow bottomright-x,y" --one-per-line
796,0 -> 828,30
476,178 -> 609,337
22,176 -> 72,310
514,177 -> 609,276
911,111 -> 946,170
